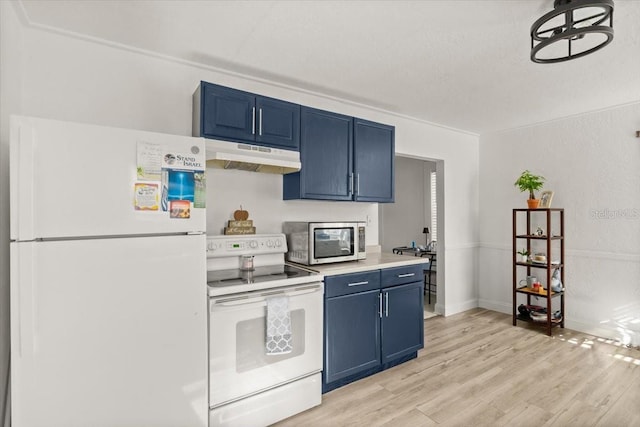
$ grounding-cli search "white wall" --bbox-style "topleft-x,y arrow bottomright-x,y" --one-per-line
395,122 -> 479,315
479,103 -> 640,345
0,2 -> 481,413
205,167 -> 379,240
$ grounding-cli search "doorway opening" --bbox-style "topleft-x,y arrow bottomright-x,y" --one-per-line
379,156 -> 444,318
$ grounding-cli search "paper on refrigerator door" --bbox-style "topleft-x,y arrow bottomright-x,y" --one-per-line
137,141 -> 164,181
136,140 -> 206,214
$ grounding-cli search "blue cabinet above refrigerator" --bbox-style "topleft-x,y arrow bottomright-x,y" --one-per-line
193,81 -> 300,151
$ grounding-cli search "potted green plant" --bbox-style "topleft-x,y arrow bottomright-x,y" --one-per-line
514,170 -> 545,209
517,248 -> 530,263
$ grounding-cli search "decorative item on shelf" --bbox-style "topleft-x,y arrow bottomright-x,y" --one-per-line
224,205 -> 256,235
539,191 -> 554,208
535,226 -> 545,236
519,275 -> 537,287
517,248 -> 530,263
514,170 -> 545,209
551,267 -> 564,292
532,253 -> 547,263
233,206 -> 249,221
530,311 -> 548,322
530,0 -> 614,64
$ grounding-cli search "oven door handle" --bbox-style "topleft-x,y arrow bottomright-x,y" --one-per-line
211,284 -> 323,307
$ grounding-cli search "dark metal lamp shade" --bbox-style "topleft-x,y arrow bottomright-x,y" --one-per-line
531,0 -> 614,63
423,227 -> 430,247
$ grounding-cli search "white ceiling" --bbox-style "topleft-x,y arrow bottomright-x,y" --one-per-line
18,0 -> 640,134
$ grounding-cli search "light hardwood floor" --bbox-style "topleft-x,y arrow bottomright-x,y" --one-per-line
274,308 -> 640,427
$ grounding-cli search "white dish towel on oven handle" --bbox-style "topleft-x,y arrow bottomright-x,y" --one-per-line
266,295 -> 293,355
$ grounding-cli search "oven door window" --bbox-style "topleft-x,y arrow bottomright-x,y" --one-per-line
314,227 -> 354,259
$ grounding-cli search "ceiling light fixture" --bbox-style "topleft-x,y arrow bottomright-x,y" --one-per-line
531,0 -> 614,63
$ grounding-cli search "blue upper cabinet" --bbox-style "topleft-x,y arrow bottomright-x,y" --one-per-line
284,107 -> 353,200
284,109 -> 395,202
354,119 -> 395,203
256,96 -> 300,150
194,81 -> 300,151
199,82 -> 254,141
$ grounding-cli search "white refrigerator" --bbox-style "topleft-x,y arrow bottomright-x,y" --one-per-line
9,116 -> 208,427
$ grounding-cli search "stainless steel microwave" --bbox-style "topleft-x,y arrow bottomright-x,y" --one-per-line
283,221 -> 366,265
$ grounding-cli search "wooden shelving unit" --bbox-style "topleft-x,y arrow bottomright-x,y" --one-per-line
512,208 -> 565,336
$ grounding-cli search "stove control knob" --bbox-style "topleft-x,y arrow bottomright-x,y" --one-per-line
266,240 -> 274,247
249,240 -> 258,249
275,239 -> 283,247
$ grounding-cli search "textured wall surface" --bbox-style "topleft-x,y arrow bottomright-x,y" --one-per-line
479,103 -> 640,344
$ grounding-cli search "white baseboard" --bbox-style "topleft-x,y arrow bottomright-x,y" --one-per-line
478,299 -> 511,314
441,298 -> 478,316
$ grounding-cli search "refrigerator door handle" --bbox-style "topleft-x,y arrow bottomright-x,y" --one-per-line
11,118 -> 36,240
10,244 -> 22,357
11,242 -> 36,358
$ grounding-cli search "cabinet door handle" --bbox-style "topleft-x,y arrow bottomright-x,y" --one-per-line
385,292 -> 389,317
378,293 -> 383,318
347,281 -> 369,287
397,273 -> 415,278
259,108 -> 263,136
348,173 -> 354,196
251,107 -> 256,135
356,173 -> 360,196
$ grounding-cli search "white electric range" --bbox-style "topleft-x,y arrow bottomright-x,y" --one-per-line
206,234 -> 324,427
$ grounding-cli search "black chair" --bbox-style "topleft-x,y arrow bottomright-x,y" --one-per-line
424,255 -> 436,304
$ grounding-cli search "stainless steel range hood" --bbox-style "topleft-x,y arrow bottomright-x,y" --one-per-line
205,139 -> 301,174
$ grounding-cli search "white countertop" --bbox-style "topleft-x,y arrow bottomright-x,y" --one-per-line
290,252 -> 430,276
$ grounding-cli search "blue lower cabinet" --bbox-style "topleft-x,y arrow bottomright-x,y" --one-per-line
324,290 -> 381,388
323,269 -> 425,393
381,282 -> 424,363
